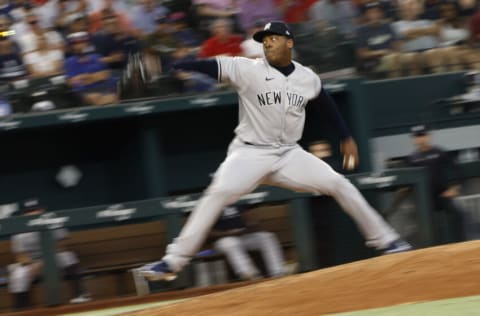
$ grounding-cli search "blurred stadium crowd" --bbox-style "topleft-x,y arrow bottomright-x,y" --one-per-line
0,0 -> 479,113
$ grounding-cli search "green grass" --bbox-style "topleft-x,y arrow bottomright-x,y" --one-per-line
328,295 -> 480,316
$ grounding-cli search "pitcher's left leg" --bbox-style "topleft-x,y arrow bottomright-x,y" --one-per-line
269,147 -> 400,250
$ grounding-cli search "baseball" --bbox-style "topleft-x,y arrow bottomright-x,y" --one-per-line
345,155 -> 356,170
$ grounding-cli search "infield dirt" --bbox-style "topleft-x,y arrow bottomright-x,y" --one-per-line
124,240 -> 480,316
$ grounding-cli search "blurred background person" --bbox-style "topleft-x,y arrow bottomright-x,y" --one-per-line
66,11 -> 88,35
22,34 -> 64,78
0,20 -> 27,82
191,0 -> 240,39
389,125 -> 469,243
198,18 -> 244,58
131,0 -> 170,38
35,0 -> 87,30
437,0 -> 470,71
356,1 -> 402,78
8,198 -> 90,310
275,0 -> 317,24
47,0 -> 89,36
392,0 -> 456,75
65,31 -> 118,106
17,12 -> 65,55
168,11 -> 202,49
210,205 -> 286,281
308,0 -> 359,39
88,0 -> 134,35
87,0 -> 130,13
144,15 -> 181,73
92,14 -> 140,76
236,0 -> 281,33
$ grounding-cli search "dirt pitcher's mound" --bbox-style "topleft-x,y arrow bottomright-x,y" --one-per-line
125,241 -> 480,316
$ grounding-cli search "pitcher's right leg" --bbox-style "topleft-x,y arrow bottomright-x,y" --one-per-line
140,142 -> 276,280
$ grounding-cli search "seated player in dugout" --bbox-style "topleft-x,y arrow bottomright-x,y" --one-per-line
387,125 -> 470,243
208,204 -> 287,281
8,198 -> 91,310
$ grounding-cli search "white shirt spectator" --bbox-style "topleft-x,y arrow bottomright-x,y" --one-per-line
18,31 -> 64,54
440,25 -> 469,47
392,20 -> 439,52
131,3 -> 169,35
23,49 -> 63,75
36,0 -> 84,29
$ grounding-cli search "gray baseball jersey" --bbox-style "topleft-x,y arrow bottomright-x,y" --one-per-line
11,229 -> 68,259
217,56 -> 321,146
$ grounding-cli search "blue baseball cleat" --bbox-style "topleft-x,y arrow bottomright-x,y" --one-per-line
382,239 -> 413,254
138,261 -> 177,282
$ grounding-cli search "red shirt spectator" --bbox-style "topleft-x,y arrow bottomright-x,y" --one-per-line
275,0 -> 317,23
89,1 -> 134,35
198,18 -> 244,58
470,11 -> 480,43
199,34 -> 244,58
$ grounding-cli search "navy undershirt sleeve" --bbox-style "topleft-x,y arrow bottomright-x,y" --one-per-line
309,89 -> 351,140
171,59 -> 219,80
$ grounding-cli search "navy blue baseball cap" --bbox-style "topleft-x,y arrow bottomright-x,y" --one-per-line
253,21 -> 294,43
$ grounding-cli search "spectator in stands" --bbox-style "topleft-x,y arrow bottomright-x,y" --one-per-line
209,205 -> 286,281
198,18 -> 243,58
87,0 -> 130,14
191,0 -> 240,38
88,0 -> 134,35
65,31 -> 118,106
275,0 -> 317,24
421,0 -> 442,20
241,20 -> 265,58
392,0 -> 454,75
0,0 -> 13,21
236,0 -> 281,32
47,0 -> 88,36
308,0 -> 359,39
469,6 -> 480,69
17,12 -> 65,54
437,0 -> 470,70
144,15 -> 181,71
356,1 -> 402,77
92,14 -> 140,74
9,0 -> 31,24
8,198 -> 90,310
458,0 -> 477,17
23,34 -> 64,78
131,0 -> 170,38
0,22 -> 27,81
64,12 -> 91,57
10,1 -> 35,42
66,11 -> 88,34
168,11 -> 202,48
356,0 -> 396,22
